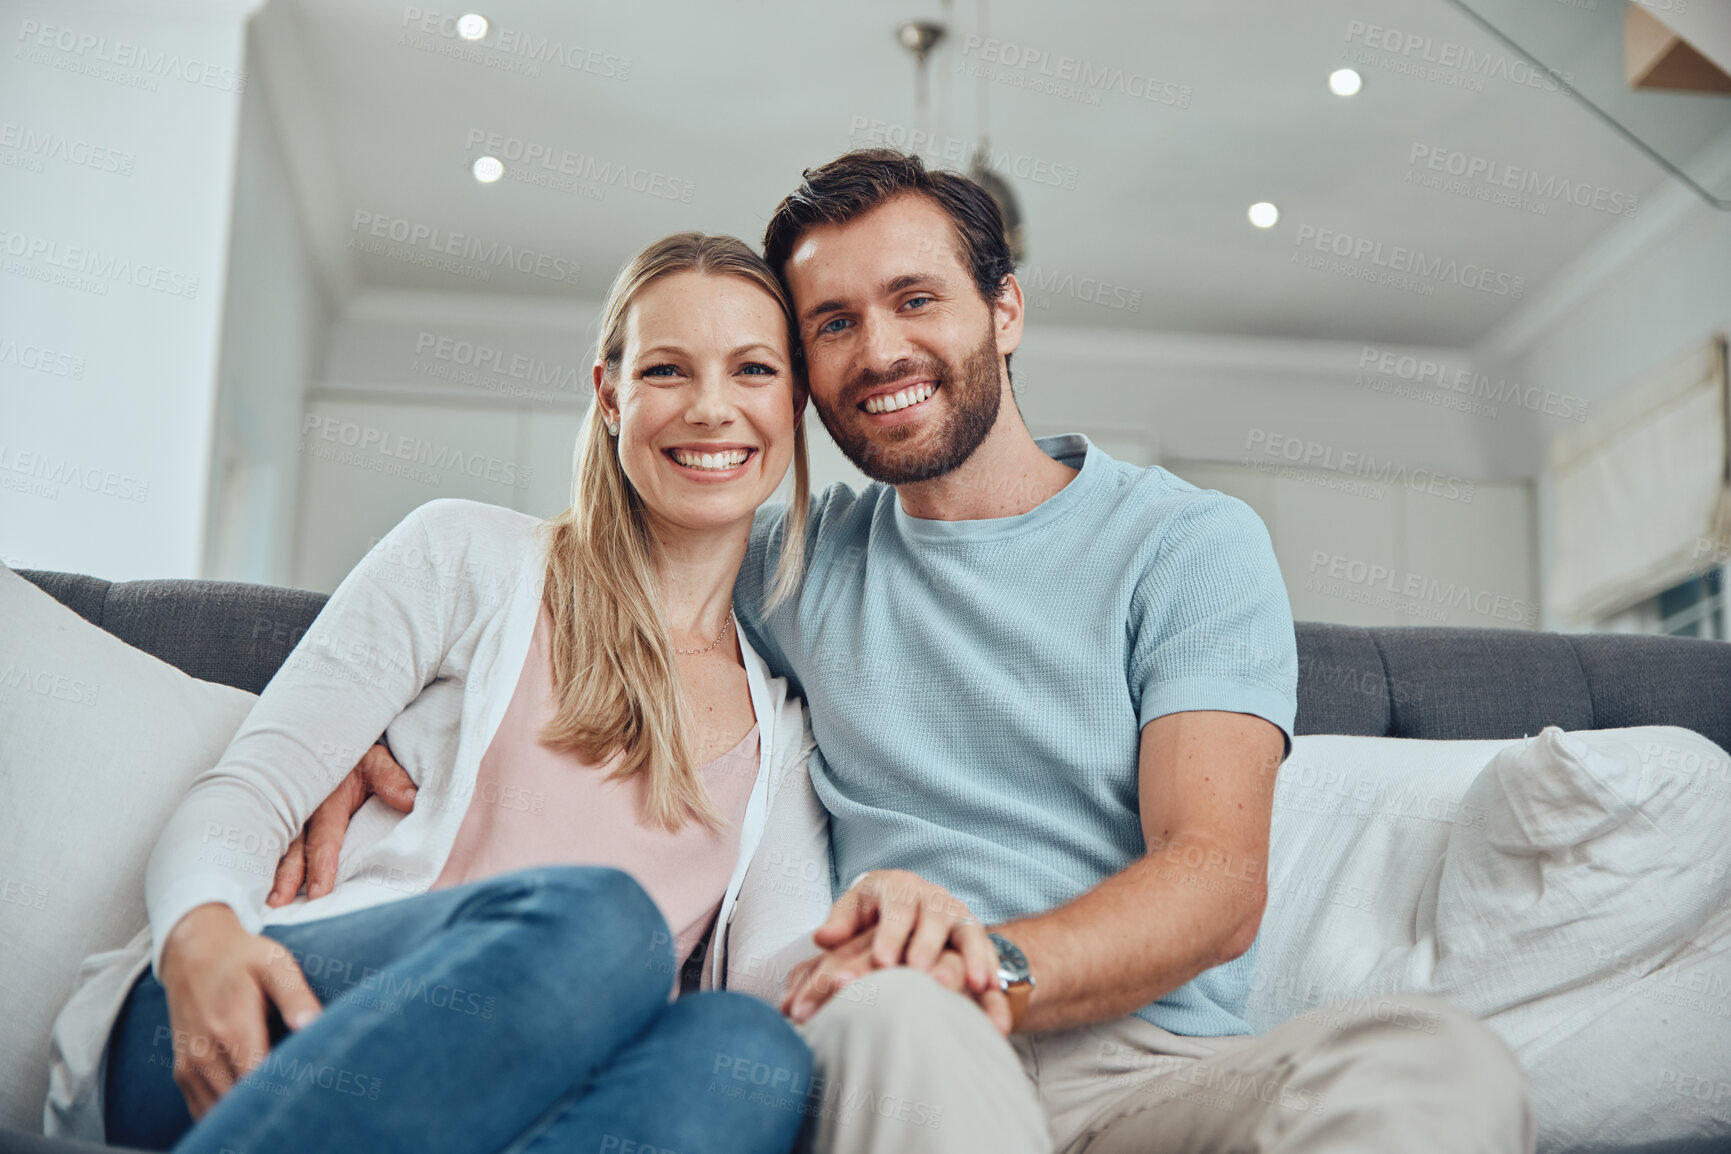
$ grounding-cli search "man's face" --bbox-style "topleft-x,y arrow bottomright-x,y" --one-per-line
784,193 -> 1018,484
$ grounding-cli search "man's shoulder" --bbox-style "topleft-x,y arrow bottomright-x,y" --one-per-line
1081,454 -> 1268,551
751,480 -> 890,553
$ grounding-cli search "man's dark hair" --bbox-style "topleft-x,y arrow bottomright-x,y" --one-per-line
762,149 -> 1017,313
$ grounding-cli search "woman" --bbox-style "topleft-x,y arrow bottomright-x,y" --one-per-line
63,234 -> 832,1153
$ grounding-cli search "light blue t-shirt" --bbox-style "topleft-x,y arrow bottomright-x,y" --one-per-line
734,434 -> 1298,1036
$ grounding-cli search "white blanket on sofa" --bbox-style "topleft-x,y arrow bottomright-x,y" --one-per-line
1250,726 -> 1731,1152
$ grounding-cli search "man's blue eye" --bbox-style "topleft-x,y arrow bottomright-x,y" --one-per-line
906,296 -> 932,309
819,317 -> 851,335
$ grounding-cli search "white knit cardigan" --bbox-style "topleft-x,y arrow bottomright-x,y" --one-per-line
45,498 -> 832,1139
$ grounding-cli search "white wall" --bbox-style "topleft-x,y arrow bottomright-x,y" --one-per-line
1477,131 -> 1731,629
1014,328 -> 1536,629
203,15 -> 332,587
0,0 -> 256,579
290,297 -> 1539,628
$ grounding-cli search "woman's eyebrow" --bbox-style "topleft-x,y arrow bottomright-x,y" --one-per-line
636,343 -> 783,359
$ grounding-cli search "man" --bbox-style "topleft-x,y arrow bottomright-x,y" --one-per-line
289,150 -> 1533,1154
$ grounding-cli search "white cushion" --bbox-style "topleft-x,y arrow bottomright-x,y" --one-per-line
1250,727 -> 1731,1151
0,565 -> 256,1132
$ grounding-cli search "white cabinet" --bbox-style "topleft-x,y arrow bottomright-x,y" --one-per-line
1164,459 -> 1536,630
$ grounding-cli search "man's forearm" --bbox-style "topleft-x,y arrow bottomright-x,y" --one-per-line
991,836 -> 1266,1033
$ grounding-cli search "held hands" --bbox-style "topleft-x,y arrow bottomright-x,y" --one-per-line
780,869 -> 1013,1035
268,741 -> 417,906
157,904 -> 323,1118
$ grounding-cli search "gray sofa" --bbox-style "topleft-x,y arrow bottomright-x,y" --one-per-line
5,568 -> 1730,1154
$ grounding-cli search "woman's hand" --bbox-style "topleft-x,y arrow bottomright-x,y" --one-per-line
784,870 -> 1010,1032
157,903 -> 323,1118
268,741 -> 418,906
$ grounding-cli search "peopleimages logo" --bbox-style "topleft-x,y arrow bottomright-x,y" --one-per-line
301,414 -> 534,489
1244,428 -> 1475,503
0,121 -> 135,175
1020,265 -> 1142,312
0,443 -> 150,503
399,7 -> 630,79
846,117 -> 1080,191
1341,20 -> 1571,94
413,331 -> 585,393
1357,347 -> 1590,421
1307,551 -> 1536,625
348,211 -> 580,284
462,130 -> 694,204
0,228 -> 200,299
0,334 -> 85,379
958,34 -> 1191,108
15,18 -> 245,92
1407,144 -> 1639,218
1293,224 -> 1525,299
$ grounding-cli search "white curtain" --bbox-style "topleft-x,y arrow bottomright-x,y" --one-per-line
1549,335 -> 1731,624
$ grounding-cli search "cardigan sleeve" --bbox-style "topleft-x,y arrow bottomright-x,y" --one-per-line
144,502 -> 459,976
712,692 -> 833,1005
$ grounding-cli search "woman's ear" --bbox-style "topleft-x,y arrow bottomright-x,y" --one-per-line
593,362 -> 619,426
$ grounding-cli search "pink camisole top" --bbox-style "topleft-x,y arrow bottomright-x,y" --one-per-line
432,607 -> 761,963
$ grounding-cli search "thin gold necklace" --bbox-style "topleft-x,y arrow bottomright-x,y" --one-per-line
674,610 -> 733,656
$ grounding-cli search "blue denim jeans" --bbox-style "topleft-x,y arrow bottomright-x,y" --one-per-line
105,865 -> 812,1154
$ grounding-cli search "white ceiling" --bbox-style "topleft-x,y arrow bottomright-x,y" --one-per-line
255,0 -> 1720,347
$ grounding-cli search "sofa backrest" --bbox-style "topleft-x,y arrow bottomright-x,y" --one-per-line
19,570 -> 1731,752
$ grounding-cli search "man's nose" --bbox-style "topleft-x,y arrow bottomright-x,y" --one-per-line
856,309 -> 914,376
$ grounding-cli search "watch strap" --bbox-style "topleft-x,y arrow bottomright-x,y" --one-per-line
1003,977 -> 1033,1029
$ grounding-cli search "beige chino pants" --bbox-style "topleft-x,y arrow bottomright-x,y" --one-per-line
796,968 -> 1535,1154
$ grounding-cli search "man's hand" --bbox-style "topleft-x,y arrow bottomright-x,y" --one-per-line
267,742 -> 416,906
786,870 -> 1011,1032
158,903 -> 322,1118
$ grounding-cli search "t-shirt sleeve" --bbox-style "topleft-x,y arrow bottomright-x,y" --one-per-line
733,501 -> 803,684
1126,491 -> 1298,754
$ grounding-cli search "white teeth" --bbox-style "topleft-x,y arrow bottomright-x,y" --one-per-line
671,448 -> 749,471
864,382 -> 936,414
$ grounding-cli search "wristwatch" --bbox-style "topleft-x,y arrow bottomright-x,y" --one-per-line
989,932 -> 1035,1030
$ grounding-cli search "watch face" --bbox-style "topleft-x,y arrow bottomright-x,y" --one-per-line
990,932 -> 1031,983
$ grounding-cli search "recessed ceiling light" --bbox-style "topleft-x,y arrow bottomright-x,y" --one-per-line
457,14 -> 489,40
472,156 -> 504,183
1248,202 -> 1279,228
1328,68 -> 1362,96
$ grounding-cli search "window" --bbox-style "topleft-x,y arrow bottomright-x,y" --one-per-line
1598,567 -> 1727,640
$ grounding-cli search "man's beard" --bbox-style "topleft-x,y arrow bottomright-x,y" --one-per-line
813,324 -> 1002,486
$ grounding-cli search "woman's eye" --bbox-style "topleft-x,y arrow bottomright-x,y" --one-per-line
642,364 -> 679,378
740,363 -> 778,376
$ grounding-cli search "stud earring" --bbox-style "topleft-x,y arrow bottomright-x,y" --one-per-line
605,419 -> 619,436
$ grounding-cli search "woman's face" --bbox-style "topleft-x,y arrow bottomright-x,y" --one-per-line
596,270 -> 804,538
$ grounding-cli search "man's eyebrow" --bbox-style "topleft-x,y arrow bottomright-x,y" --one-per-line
801,273 -> 949,325
882,272 -> 945,295
802,298 -> 849,324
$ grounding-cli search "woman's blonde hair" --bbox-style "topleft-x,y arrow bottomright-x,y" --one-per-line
539,233 -> 810,830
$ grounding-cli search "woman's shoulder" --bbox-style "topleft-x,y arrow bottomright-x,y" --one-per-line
402,498 -> 547,557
